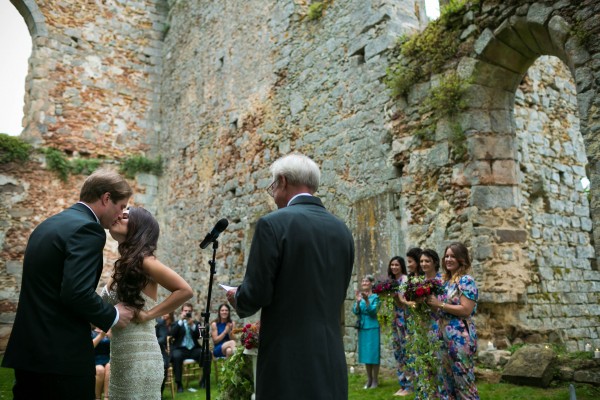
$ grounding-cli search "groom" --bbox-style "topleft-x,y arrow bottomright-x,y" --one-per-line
2,169 -> 136,400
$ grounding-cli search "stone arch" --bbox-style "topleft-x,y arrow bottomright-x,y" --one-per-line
456,3 -> 599,349
9,0 -> 48,38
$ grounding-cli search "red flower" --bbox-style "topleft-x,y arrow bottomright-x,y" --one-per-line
416,287 -> 425,297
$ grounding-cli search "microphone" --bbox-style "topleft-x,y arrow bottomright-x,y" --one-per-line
199,218 -> 229,249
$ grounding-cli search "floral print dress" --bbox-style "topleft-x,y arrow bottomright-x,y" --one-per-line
392,275 -> 410,390
439,275 -> 479,400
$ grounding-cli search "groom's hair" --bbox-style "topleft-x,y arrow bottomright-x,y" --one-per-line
182,302 -> 194,310
80,168 -> 132,202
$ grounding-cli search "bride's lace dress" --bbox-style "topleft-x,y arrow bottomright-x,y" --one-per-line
101,286 -> 163,399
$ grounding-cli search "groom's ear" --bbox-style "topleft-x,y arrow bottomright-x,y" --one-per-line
100,192 -> 111,205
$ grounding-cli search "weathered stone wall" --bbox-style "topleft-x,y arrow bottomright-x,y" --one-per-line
1,0 -> 600,367
0,0 -> 167,348
513,55 -> 597,351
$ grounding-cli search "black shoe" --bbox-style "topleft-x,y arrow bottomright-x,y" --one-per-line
177,385 -> 184,393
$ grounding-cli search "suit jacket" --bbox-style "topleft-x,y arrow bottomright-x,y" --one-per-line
2,203 -> 117,376
170,319 -> 201,349
235,195 -> 354,400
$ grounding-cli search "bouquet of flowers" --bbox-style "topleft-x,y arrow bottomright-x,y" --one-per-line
240,322 -> 260,350
372,278 -> 400,296
372,278 -> 400,337
401,275 -> 445,398
402,276 -> 444,302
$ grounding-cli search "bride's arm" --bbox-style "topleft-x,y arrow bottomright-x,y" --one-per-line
136,256 -> 193,322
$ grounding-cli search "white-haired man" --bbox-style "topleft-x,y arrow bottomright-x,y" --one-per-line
227,153 -> 355,400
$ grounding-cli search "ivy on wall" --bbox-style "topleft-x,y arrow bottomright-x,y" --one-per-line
0,133 -> 162,181
384,0 -> 479,162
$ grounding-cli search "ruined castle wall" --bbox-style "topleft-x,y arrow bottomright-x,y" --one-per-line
156,0 -> 428,366
515,56 -> 595,350
1,0 -> 600,361
0,0 -> 167,349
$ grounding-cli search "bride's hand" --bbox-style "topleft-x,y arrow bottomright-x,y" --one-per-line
134,310 -> 149,323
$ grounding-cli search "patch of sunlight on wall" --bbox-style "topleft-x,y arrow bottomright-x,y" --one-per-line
0,2 -> 31,136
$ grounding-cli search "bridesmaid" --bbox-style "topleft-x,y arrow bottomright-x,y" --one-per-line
387,256 -> 409,396
427,242 -> 480,399
393,247 -> 422,397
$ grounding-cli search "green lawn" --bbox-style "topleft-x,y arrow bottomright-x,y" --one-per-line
1,361 -> 598,399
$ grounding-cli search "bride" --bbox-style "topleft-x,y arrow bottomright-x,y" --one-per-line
102,207 -> 193,399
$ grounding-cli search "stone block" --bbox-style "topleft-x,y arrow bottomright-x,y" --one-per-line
509,16 -> 543,55
527,4 -> 558,56
469,135 -> 516,160
472,59 -> 523,92
475,28 -> 532,74
494,19 -> 537,58
471,186 -> 519,209
573,369 -> 600,385
502,345 -> 556,387
548,15 -> 570,59
496,229 -> 527,243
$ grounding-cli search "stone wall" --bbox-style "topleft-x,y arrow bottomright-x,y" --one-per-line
1,0 -> 600,368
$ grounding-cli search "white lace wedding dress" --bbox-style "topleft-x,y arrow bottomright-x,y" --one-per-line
101,286 -> 164,399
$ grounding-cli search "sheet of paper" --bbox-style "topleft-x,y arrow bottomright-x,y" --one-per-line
219,284 -> 237,291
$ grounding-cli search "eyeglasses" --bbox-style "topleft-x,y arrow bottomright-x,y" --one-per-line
267,179 -> 278,197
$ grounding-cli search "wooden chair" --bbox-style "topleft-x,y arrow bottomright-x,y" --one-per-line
164,336 -> 176,399
182,358 -> 202,388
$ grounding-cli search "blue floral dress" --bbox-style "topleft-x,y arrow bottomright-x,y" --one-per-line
439,275 -> 479,400
392,275 -> 410,389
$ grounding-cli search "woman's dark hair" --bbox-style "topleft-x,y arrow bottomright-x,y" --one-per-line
406,247 -> 423,276
420,248 -> 440,272
387,256 -> 407,279
110,207 -> 158,309
213,303 -> 232,324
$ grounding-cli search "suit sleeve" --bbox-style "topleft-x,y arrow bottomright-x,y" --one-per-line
61,221 -> 116,331
235,217 -> 279,318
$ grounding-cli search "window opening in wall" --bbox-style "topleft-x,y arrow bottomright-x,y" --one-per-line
0,2 -> 31,136
424,0 -> 441,20
515,55 -> 594,289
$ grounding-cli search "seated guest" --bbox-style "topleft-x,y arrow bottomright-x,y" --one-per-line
156,312 -> 175,398
211,303 -> 237,358
170,303 -> 202,393
92,326 -> 111,400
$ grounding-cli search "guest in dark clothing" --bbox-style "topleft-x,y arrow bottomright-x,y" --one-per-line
92,327 -> 111,400
156,312 -> 175,397
170,303 -> 202,392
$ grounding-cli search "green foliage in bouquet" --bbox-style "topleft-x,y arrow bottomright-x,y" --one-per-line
217,350 -> 254,400
372,279 -> 399,339
400,275 -> 445,398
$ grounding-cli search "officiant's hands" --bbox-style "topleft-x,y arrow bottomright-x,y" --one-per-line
226,288 -> 238,310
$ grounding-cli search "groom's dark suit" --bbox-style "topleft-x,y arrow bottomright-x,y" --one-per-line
235,195 -> 354,400
3,203 -> 116,380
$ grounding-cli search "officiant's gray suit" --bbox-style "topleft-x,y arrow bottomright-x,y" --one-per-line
235,195 -> 354,400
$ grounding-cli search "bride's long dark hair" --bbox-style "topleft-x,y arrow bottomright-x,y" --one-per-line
109,207 -> 158,309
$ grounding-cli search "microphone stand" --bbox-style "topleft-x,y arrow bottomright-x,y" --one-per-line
200,239 -> 218,400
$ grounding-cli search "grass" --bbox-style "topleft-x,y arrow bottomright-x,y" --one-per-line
1,359 -> 599,399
